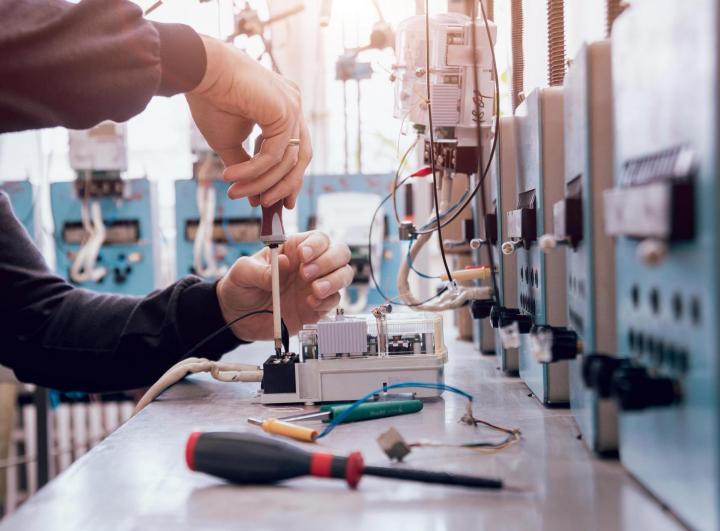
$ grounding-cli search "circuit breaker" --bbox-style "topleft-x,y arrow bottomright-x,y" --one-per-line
539,42 -> 617,453
599,2 -> 717,529
500,88 -> 569,405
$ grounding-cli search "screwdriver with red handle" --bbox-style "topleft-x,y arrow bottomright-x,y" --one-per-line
185,431 -> 504,490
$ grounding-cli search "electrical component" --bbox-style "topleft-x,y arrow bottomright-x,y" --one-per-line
260,311 -> 447,404
68,121 -> 127,174
540,41 -> 619,454
600,3 -> 714,528
501,88 -> 569,406
481,117 -> 520,373
393,13 -> 497,145
377,427 -> 412,462
176,122 -> 262,280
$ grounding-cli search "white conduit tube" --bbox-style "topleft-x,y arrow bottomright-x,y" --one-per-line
70,200 -> 107,283
397,175 -> 492,311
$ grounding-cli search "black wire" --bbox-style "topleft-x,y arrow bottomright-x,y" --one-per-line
411,4 -> 502,237
471,0 -> 501,303
424,0 -> 454,283
368,178 -> 449,307
183,309 -> 289,359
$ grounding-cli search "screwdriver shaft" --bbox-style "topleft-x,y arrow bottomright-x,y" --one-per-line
270,245 -> 282,354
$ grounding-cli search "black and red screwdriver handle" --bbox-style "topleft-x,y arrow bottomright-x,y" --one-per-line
186,431 -> 364,488
186,432 -> 504,491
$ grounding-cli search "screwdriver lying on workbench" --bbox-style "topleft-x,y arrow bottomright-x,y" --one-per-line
247,400 -> 424,442
185,431 -> 504,491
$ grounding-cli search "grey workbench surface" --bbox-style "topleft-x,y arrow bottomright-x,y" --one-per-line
1,335 -> 685,531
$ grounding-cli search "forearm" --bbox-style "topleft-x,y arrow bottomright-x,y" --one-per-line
0,192 -> 242,392
0,0 -> 206,132
4,279 -> 242,392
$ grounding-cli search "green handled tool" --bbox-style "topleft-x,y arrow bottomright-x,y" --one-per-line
277,399 -> 423,424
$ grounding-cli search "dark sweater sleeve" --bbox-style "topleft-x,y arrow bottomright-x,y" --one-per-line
0,192 -> 243,392
0,0 -> 207,133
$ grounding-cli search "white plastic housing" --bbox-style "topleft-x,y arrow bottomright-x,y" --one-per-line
68,121 -> 127,172
393,13 -> 497,134
262,312 -> 447,404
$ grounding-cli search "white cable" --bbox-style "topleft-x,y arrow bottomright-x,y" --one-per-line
397,174 -> 492,312
193,180 -> 228,279
133,357 -> 263,415
69,200 -> 107,283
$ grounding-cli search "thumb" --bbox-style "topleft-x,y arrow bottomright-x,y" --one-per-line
228,255 -> 272,291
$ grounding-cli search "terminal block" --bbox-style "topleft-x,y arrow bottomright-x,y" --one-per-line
259,312 -> 447,404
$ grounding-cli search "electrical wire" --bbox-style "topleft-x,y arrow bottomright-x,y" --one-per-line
471,0 -> 501,303
133,310 -> 289,415
410,5 -> 502,236
317,381 -> 473,438
391,135 -> 420,225
423,0 -> 454,283
367,177 -> 448,306
406,235 -> 438,279
184,309 -> 287,360
316,381 -> 520,448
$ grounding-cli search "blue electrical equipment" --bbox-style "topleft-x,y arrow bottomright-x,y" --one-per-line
50,178 -> 159,295
591,2 -> 717,528
1,179 -> 35,238
550,41 -> 618,454
174,178 -> 262,279
475,117 -> 520,373
296,174 -> 405,308
500,88 -> 569,405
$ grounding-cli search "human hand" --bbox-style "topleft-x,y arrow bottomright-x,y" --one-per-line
186,36 -> 312,208
216,232 -> 353,340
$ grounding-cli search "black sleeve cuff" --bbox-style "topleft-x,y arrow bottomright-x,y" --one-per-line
176,278 -> 245,360
151,22 -> 207,96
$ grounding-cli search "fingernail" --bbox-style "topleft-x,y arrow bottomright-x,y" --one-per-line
301,246 -> 313,262
303,264 -> 319,279
315,280 -> 330,297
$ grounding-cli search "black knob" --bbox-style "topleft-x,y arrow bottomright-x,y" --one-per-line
489,305 -> 502,328
582,354 -> 627,398
471,299 -> 494,320
611,366 -> 681,411
530,325 -> 579,363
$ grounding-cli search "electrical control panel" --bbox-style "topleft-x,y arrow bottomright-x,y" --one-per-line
502,88 -> 569,405
605,3 -> 717,529
297,174 -> 404,310
480,117 -> 519,373
554,41 -> 617,454
470,158 -> 498,356
51,178 -> 160,295
260,311 -> 447,404
1,180 -> 35,238
174,178 -> 262,279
